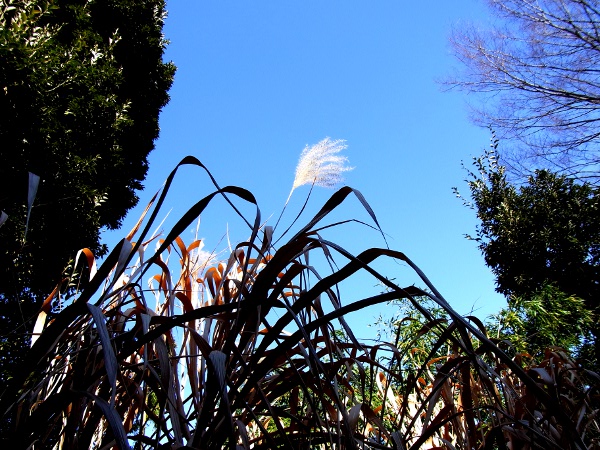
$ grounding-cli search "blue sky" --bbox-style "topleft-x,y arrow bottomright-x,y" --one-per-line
103,1 -> 506,340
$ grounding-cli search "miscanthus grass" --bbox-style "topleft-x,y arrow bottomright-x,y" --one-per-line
290,137 -> 353,194
2,141 -> 598,450
275,137 -> 353,234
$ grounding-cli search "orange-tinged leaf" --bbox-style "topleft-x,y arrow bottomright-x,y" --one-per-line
175,292 -> 194,314
187,239 -> 202,252
175,235 -> 187,258
74,248 -> 97,281
40,280 -> 64,313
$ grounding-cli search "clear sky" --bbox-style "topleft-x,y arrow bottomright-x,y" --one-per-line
103,1 -> 506,340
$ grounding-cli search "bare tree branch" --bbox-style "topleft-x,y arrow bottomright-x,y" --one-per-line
446,0 -> 600,183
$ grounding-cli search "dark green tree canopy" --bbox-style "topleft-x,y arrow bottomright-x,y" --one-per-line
462,148 -> 599,302
458,142 -> 600,365
0,0 -> 174,380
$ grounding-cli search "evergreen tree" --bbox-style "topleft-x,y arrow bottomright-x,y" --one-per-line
457,141 -> 600,367
0,0 -> 175,383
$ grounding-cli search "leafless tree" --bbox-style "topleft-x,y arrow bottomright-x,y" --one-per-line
447,0 -> 600,183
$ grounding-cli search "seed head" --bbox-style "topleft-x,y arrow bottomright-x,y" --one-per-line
292,138 -> 353,191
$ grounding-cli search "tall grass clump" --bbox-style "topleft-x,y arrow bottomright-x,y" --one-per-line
1,141 -> 598,449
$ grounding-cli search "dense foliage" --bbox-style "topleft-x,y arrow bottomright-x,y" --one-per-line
0,0 -> 175,382
458,142 -> 600,367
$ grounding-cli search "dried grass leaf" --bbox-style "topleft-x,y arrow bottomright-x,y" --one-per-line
80,391 -> 132,450
87,303 -> 118,407
0,210 -> 7,227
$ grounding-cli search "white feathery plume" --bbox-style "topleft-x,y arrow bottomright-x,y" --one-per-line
274,138 -> 353,234
287,137 -> 353,202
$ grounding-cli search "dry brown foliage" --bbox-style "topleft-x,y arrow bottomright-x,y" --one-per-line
1,157 -> 597,449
